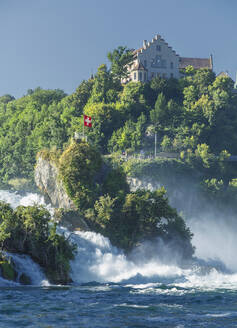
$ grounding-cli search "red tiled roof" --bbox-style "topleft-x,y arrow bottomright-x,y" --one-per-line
179,57 -> 212,70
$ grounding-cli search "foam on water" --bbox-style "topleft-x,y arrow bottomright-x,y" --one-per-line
60,227 -> 237,291
1,189 -> 237,291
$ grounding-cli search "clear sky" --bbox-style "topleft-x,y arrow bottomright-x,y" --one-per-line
0,0 -> 236,98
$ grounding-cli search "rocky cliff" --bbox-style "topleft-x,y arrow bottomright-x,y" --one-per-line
35,156 -> 89,231
35,156 -> 74,209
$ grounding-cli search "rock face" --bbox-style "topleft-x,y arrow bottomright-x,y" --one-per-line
35,156 -> 74,209
35,156 -> 89,231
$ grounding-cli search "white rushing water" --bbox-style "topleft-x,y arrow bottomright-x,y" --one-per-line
0,190 -> 45,208
6,252 -> 49,286
1,189 -> 237,290
65,228 -> 237,290
0,190 -> 51,286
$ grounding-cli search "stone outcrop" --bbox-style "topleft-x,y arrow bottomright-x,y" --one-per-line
35,156 -> 74,209
35,156 -> 89,231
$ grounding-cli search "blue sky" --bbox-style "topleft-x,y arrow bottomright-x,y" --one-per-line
0,0 -> 236,98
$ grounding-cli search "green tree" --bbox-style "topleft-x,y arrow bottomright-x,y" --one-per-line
59,140 -> 102,211
89,64 -> 115,104
0,94 -> 15,104
0,202 -> 75,283
195,143 -> 215,168
150,93 -> 167,128
108,113 -> 146,153
107,46 -> 133,81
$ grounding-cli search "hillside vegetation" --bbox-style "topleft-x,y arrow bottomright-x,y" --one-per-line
0,52 -> 236,190
0,47 -> 236,266
39,140 -> 194,255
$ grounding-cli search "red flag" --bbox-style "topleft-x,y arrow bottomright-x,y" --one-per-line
84,115 -> 92,128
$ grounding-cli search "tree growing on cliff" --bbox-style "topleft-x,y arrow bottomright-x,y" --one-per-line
59,140 -> 102,210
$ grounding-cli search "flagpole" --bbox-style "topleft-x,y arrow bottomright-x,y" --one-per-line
83,114 -> 85,140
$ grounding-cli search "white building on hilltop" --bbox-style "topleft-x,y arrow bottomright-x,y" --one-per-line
125,34 -> 213,83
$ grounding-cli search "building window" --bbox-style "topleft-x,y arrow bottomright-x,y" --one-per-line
151,72 -> 154,79
170,73 -> 174,78
170,62 -> 174,69
156,45 -> 161,51
162,73 -> 166,79
144,60 -> 147,67
144,72 -> 147,81
134,72 -> 136,80
139,72 -> 142,81
151,55 -> 166,68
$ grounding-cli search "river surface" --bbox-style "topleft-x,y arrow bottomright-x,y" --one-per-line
1,283 -> 237,327
0,190 -> 237,327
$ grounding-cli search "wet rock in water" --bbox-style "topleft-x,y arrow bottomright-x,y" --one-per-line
19,273 -> 31,285
0,260 -> 18,281
46,269 -> 72,285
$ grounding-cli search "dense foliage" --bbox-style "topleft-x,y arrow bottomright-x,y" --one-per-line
0,60 -> 236,190
85,188 -> 193,255
52,140 -> 193,256
59,141 -> 103,210
1,45 -> 237,258
0,202 -> 75,283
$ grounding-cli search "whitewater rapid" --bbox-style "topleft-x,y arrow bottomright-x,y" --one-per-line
1,190 -> 237,291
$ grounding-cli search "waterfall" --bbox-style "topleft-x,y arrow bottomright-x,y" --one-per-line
59,227 -> 237,290
1,189 -> 237,289
0,190 -> 51,286
3,252 -> 49,286
58,227 -> 186,284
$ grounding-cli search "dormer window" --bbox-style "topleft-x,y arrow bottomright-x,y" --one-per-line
156,45 -> 161,51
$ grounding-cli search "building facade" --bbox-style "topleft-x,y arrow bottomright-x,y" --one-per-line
125,34 -> 213,83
